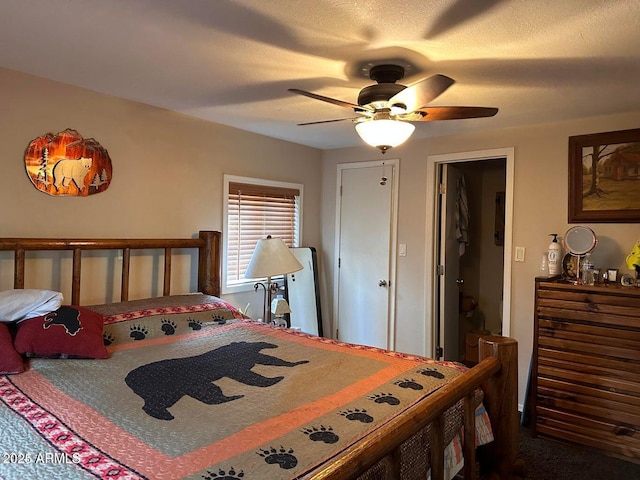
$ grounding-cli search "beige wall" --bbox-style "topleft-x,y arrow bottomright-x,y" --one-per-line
458,160 -> 506,352
474,162 -> 506,335
321,110 -> 640,407
0,67 -> 322,316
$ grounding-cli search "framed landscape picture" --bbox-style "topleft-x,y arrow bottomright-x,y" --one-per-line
568,128 -> 640,223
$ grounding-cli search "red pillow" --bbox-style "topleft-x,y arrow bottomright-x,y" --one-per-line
0,323 -> 24,374
14,306 -> 109,359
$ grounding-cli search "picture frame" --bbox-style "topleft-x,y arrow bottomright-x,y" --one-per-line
568,128 -> 640,223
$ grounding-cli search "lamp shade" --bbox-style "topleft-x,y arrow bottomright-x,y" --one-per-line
271,296 -> 291,315
355,119 -> 415,152
245,236 -> 303,279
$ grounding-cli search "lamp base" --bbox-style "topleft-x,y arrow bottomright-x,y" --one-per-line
272,314 -> 288,328
254,280 -> 279,324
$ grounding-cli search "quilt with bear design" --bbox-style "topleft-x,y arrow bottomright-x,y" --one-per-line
0,295 -> 488,480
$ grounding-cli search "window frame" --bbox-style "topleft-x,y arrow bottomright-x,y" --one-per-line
222,174 -> 303,294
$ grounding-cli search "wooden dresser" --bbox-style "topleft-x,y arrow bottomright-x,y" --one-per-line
531,277 -> 640,462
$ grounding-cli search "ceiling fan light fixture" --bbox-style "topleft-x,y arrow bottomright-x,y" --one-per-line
355,119 -> 415,153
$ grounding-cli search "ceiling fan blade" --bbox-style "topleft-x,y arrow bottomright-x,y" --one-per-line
424,0 -> 506,39
297,118 -> 359,126
288,88 -> 371,112
411,106 -> 498,121
387,74 -> 455,112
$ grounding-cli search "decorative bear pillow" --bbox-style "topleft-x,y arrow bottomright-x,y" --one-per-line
0,323 -> 24,374
14,306 -> 109,359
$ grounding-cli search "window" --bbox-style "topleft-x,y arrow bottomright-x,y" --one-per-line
223,175 -> 302,293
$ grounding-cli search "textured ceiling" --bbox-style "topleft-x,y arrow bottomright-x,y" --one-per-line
1,0 -> 640,149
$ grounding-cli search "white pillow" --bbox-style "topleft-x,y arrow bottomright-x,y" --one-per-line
0,289 -> 63,323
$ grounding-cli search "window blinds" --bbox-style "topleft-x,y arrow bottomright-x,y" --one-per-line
227,182 -> 300,285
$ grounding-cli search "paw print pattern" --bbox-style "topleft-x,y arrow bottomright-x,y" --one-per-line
394,378 -> 423,390
301,425 -> 339,444
103,332 -> 115,346
257,446 -> 298,469
188,318 -> 203,330
161,319 -> 177,335
369,393 -> 400,406
211,314 -> 227,325
417,367 -> 445,379
339,408 -> 373,423
202,468 -> 244,480
129,325 -> 148,341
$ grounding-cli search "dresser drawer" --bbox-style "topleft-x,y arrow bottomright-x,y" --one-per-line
536,408 -> 640,461
536,376 -> 640,425
537,349 -> 640,386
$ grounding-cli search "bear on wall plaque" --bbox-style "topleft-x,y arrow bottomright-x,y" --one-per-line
24,128 -> 112,196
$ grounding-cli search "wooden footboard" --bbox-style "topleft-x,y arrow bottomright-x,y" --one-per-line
304,336 -> 524,480
0,230 -> 221,304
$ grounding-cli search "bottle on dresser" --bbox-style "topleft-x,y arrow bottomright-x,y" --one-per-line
582,253 -> 595,285
547,234 -> 561,275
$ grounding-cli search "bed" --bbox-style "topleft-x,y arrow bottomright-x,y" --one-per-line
0,231 -> 523,480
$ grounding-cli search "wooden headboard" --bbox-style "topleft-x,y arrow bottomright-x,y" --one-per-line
0,230 -> 221,304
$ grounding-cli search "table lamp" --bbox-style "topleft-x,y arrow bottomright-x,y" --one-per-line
245,235 -> 302,324
270,296 -> 291,328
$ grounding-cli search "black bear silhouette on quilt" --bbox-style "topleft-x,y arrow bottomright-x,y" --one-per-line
125,341 -> 309,420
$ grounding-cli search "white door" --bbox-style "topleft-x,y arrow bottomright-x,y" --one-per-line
335,160 -> 398,350
438,164 -> 461,361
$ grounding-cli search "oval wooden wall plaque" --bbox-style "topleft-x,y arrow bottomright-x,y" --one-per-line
24,128 -> 112,196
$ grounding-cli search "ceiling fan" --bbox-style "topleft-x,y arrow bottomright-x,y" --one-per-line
288,64 -> 498,153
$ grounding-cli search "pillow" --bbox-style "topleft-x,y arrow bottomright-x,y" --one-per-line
14,306 -> 109,359
0,323 -> 24,374
0,289 -> 63,322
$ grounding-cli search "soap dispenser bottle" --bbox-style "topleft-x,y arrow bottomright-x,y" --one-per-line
548,234 -> 561,275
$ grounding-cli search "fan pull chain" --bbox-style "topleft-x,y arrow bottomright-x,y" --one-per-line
380,162 -> 388,185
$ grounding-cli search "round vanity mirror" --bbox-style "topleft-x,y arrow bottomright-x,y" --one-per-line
564,225 -> 597,255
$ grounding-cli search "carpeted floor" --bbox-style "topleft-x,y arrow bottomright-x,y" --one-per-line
517,426 -> 640,480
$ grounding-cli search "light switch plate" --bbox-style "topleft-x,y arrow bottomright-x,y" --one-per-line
515,247 -> 525,262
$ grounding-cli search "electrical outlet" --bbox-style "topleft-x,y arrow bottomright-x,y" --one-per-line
515,247 -> 526,262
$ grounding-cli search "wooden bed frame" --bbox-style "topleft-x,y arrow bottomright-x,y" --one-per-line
0,230 -> 523,480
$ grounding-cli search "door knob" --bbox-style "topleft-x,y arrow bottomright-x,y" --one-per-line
378,280 -> 388,287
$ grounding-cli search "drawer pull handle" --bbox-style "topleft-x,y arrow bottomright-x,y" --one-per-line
613,425 -> 636,437
585,299 -> 599,312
